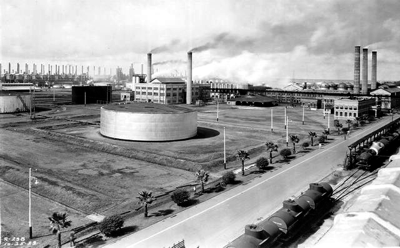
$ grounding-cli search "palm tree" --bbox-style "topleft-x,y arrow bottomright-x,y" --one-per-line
346,119 -> 353,129
308,131 -> 317,146
265,142 -> 278,164
137,191 -> 156,217
335,122 -> 343,134
195,169 -> 209,193
289,135 -> 300,154
49,212 -> 72,248
354,117 -> 360,125
236,150 -> 250,175
322,129 -> 329,140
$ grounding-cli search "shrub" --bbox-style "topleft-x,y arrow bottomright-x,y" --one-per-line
280,148 -> 292,159
255,157 -> 269,170
341,127 -> 349,133
301,142 -> 309,149
222,171 -> 236,185
99,215 -> 124,237
360,120 -> 366,125
318,136 -> 326,144
171,189 -> 190,206
352,123 -> 359,128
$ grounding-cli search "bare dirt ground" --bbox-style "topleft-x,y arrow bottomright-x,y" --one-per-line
0,90 -> 340,247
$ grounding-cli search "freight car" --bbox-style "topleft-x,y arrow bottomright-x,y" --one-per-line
356,131 -> 399,169
226,182 -> 333,248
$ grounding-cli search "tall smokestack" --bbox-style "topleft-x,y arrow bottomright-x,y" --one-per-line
17,63 -> 20,74
354,46 -> 361,94
362,48 -> 368,94
9,63 -> 11,74
147,53 -> 152,84
25,63 -> 28,74
187,52 -> 193,104
371,51 -> 377,90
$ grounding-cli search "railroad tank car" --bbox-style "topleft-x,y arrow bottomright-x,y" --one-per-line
225,182 -> 333,248
357,131 -> 399,168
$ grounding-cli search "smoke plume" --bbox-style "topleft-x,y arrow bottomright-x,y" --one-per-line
150,39 -> 181,54
153,59 -> 185,65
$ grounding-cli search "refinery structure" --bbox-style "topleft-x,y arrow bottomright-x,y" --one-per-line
2,43 -> 400,248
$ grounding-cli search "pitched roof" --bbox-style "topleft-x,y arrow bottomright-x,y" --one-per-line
151,77 -> 185,84
371,87 -> 400,95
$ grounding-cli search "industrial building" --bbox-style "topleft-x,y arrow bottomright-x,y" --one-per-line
370,86 -> 400,110
227,95 -> 277,107
333,97 -> 376,120
71,85 -> 112,104
100,102 -> 197,141
133,77 -> 201,104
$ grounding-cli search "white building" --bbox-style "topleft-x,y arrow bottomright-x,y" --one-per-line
133,77 -> 200,104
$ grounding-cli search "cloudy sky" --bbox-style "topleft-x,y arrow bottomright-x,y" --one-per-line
1,0 -> 400,87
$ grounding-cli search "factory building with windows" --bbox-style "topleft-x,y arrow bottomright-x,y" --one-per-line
133,77 -> 200,104
334,97 -> 376,120
370,86 -> 400,111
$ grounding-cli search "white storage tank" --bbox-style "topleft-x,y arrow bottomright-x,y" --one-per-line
0,92 -> 32,113
100,102 -> 197,141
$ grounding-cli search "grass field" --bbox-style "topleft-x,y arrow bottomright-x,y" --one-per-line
0,180 -> 91,247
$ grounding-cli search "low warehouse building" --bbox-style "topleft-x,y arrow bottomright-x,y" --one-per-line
100,102 -> 197,141
227,95 -> 278,107
0,92 -> 32,113
72,85 -> 112,104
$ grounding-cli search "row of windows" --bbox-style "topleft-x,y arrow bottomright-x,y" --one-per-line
335,112 -> 357,117
136,86 -> 200,92
335,106 -> 358,110
136,92 -> 199,96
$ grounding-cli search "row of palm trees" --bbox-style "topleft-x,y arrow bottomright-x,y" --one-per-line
235,130 -> 328,177
136,169 -> 210,218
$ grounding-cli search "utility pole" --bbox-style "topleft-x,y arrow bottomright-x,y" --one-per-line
328,112 -> 330,132
302,105 -> 305,125
284,107 -> 287,129
271,108 -> 273,132
286,116 -> 289,147
217,100 -> 219,122
28,168 -> 32,239
223,127 -> 226,169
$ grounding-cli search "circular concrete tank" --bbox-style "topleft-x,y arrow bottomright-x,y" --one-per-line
0,92 -> 32,113
100,102 -> 197,141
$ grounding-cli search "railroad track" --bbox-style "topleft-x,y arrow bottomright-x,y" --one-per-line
331,159 -> 392,202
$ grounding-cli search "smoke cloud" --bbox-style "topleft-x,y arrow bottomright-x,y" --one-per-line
190,32 -> 254,53
153,59 -> 185,65
150,39 -> 182,54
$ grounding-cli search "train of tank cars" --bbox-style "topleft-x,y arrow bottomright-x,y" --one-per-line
356,130 -> 400,169
226,129 -> 400,248
225,182 -> 333,248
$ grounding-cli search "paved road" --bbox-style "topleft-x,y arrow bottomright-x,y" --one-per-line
105,117 -> 393,248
